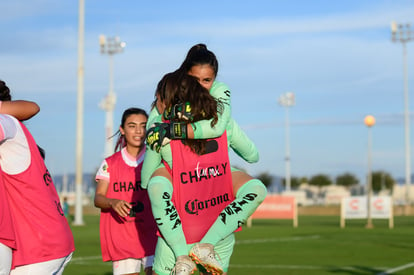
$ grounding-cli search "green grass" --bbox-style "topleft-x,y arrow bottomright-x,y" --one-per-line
64,215 -> 414,275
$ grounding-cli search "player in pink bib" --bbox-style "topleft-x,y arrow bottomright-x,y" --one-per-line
0,167 -> 15,274
95,108 -> 158,275
143,46 -> 267,275
145,72 -> 265,275
0,80 -> 74,275
167,131 -> 234,245
0,80 -> 40,274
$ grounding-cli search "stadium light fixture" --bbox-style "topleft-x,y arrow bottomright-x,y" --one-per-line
391,21 -> 413,215
278,92 -> 295,192
99,35 -> 126,158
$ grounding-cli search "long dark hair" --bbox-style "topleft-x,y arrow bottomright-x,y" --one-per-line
0,80 -> 12,101
178,43 -> 219,77
113,108 -> 148,152
154,71 -> 221,154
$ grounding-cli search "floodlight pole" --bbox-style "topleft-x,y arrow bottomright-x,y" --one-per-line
99,35 -> 126,158
73,0 -> 85,226
391,21 -> 412,215
278,92 -> 295,192
364,115 -> 375,229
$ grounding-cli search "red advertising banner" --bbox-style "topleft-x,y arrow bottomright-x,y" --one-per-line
248,195 -> 297,227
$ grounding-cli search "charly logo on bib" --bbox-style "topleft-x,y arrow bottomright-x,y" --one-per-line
180,161 -> 228,184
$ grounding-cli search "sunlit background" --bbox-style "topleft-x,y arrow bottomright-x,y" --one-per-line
2,0 -> 414,207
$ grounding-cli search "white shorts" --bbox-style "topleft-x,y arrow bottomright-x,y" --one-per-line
0,243 -> 12,275
113,256 -> 154,275
10,252 -> 73,275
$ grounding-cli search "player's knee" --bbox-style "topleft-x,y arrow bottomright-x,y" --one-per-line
250,179 -> 267,202
148,176 -> 173,202
237,179 -> 267,203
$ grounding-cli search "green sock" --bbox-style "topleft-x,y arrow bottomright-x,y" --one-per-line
147,176 -> 188,257
200,179 -> 267,246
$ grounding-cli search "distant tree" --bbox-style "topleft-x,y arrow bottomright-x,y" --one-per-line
309,174 -> 332,187
256,172 -> 273,188
335,172 -> 359,188
281,176 -> 301,189
371,170 -> 395,193
299,177 -> 308,184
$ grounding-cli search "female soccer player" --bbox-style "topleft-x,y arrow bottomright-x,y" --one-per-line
95,107 -> 158,275
142,45 -> 267,275
0,80 -> 40,274
0,80 -> 75,275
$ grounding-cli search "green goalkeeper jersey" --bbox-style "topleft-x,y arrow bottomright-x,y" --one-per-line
141,81 -> 258,189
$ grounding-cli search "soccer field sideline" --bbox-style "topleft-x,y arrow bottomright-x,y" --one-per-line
64,216 -> 414,275
68,234 -> 414,274
68,255 -> 414,274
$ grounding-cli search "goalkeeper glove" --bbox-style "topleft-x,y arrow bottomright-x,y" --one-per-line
146,122 -> 188,152
163,102 -> 192,121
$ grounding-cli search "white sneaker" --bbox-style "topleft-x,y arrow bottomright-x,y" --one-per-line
171,255 -> 196,275
189,243 -> 223,275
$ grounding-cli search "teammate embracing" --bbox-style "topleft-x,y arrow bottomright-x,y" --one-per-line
142,54 -> 267,274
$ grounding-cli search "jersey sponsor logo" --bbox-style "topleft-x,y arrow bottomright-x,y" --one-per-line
184,193 -> 230,215
146,131 -> 159,146
43,169 -> 53,186
113,181 -> 142,192
219,192 -> 258,225
180,161 -> 228,184
155,192 -> 182,230
55,200 -> 65,216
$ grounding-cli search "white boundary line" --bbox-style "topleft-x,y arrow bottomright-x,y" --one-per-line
376,262 -> 414,275
229,264 -> 324,270
69,255 -> 104,263
235,235 -> 320,245
68,240 -> 414,275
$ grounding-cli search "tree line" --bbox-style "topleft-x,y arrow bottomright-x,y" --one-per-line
255,170 -> 396,193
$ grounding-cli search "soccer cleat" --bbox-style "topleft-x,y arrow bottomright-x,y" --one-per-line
171,255 -> 197,275
189,243 -> 223,275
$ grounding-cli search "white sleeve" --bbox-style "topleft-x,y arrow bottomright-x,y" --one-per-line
0,114 -> 17,142
0,115 -> 31,174
95,160 -> 110,182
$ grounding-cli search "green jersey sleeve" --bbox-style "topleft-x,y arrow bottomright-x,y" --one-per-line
226,118 -> 259,163
141,107 -> 163,189
191,81 -> 231,139
146,107 -> 161,130
141,106 -> 174,189
141,145 -> 163,189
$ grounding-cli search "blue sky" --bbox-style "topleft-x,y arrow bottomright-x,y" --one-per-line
2,0 -> 414,184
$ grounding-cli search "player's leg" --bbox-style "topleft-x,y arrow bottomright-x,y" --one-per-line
153,237 -> 195,275
152,237 -> 175,275
141,255 -> 154,275
200,170 -> 267,245
190,170 -> 266,274
0,243 -> 12,275
147,168 -> 188,257
147,168 -> 195,274
197,234 -> 235,275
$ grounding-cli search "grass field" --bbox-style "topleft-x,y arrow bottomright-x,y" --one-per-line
64,215 -> 414,275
